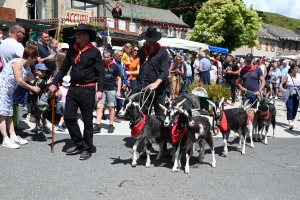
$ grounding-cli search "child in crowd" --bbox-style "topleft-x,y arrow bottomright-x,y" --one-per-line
55,75 -> 70,131
32,63 -> 53,137
269,63 -> 281,99
94,51 -> 121,133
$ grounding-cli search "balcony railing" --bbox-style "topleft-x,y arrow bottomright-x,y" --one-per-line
35,17 -> 141,36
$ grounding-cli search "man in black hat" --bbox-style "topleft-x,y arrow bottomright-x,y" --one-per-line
0,24 -> 10,42
49,24 -> 104,160
136,28 -> 170,158
237,53 -> 265,108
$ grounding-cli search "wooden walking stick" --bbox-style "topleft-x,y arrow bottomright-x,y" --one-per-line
51,95 -> 55,153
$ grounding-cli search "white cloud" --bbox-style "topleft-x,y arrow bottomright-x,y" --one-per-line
243,0 -> 300,19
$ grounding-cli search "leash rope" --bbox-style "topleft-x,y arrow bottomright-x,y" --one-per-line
139,86 -> 156,114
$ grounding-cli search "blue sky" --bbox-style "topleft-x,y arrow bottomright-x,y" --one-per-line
243,0 -> 300,20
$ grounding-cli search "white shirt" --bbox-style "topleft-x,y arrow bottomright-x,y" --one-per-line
0,38 -> 24,67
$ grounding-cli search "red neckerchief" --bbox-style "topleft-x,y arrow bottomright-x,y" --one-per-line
217,111 -> 228,132
258,109 -> 269,120
103,60 -> 115,71
168,117 -> 187,144
143,43 -> 161,64
116,8 -> 120,13
214,59 -> 218,65
242,64 -> 256,74
73,42 -> 93,64
130,111 -> 146,137
247,115 -> 254,124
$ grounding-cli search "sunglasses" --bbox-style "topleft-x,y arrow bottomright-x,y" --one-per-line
133,49 -> 138,52
18,31 -> 26,36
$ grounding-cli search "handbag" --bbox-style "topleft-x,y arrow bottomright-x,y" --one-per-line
289,74 -> 300,100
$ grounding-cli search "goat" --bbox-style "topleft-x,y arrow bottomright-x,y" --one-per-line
118,92 -> 168,168
240,99 -> 257,148
161,101 -> 216,173
253,92 -> 276,145
207,97 -> 248,156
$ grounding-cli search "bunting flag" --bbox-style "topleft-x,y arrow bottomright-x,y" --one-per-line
168,0 -> 236,10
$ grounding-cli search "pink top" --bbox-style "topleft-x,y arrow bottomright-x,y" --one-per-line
57,86 -> 69,103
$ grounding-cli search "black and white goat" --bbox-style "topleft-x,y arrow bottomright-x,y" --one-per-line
207,97 -> 248,156
254,92 -> 276,145
118,92 -> 168,168
161,100 -> 216,173
240,99 -> 257,148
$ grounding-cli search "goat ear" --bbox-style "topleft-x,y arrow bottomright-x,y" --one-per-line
242,99 -> 250,109
207,99 -> 216,109
265,92 -> 270,99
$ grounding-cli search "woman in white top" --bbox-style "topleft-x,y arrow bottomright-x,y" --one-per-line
279,64 -> 300,130
268,63 -> 281,99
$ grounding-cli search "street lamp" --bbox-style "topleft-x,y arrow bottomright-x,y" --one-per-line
130,0 -> 133,22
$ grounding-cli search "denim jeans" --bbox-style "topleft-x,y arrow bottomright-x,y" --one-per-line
242,93 -> 258,109
286,94 -> 299,120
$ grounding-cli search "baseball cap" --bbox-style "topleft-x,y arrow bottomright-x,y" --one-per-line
0,24 -> 10,30
245,53 -> 254,61
35,63 -> 49,71
60,43 -> 69,49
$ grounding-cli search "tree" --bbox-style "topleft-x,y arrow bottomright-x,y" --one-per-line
187,0 -> 262,52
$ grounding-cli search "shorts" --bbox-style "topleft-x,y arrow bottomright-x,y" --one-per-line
56,102 -> 65,114
269,80 -> 279,88
98,90 -> 116,107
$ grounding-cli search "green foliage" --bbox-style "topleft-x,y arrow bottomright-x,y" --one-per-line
203,83 -> 231,101
262,12 -> 300,32
187,81 -> 200,94
256,10 -> 269,23
187,0 -> 262,52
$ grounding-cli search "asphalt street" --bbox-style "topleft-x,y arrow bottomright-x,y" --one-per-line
0,98 -> 299,199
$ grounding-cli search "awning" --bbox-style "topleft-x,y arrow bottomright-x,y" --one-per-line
139,38 -> 209,52
0,18 -> 57,31
209,46 -> 229,54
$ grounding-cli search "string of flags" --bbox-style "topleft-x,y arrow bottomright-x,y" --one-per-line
168,0 -> 236,10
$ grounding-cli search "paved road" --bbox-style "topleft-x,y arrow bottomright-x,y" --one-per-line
1,98 -> 299,199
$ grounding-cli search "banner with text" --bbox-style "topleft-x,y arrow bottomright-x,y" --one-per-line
119,20 -> 126,31
65,8 -> 90,25
107,18 -> 115,28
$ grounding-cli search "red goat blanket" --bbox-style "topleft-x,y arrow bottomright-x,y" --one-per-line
247,115 -> 254,124
257,109 -> 269,120
169,117 -> 187,144
217,111 -> 228,132
130,111 -> 146,137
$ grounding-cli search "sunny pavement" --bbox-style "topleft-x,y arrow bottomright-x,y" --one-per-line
0,98 -> 299,199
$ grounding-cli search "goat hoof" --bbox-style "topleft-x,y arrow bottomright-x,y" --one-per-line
251,145 -> 255,148
172,168 -> 179,172
237,146 -> 241,150
264,141 -> 268,145
242,151 -> 245,155
131,162 -> 137,167
185,170 -> 190,174
223,152 -> 228,157
212,163 -> 216,168
145,164 -> 151,168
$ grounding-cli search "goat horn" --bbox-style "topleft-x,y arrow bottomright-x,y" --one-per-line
167,97 -> 173,105
207,99 -> 216,110
219,97 -> 224,108
159,104 -> 167,111
191,108 -> 201,111
175,98 -> 186,109
117,97 -> 125,101
125,90 -> 132,98
128,92 -> 144,101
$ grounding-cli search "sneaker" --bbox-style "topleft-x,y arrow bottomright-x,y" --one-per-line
36,129 -> 45,137
43,126 -> 51,134
269,95 -> 273,99
2,139 -> 20,149
231,102 -> 235,106
11,135 -> 28,145
56,124 -> 65,131
62,125 -> 67,129
107,125 -> 115,133
275,96 -> 278,99
289,124 -> 294,130
93,124 -> 101,133
114,118 -> 121,123
25,115 -> 31,121
66,146 -> 81,155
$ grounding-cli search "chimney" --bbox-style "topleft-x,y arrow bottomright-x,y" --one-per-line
296,28 -> 300,35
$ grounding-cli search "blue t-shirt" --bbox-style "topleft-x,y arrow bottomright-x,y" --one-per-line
37,43 -> 50,59
240,66 -> 263,92
199,57 -> 211,71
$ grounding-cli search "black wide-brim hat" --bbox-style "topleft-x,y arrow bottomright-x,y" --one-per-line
75,24 -> 96,42
141,28 -> 162,42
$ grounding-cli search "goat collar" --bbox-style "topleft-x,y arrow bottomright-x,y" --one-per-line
169,117 -> 187,144
258,109 -> 269,120
130,111 -> 146,137
247,115 -> 254,124
216,111 -> 228,132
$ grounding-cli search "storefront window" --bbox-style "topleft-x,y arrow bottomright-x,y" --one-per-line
71,0 -> 99,17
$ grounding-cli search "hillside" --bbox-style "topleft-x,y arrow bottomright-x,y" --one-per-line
262,12 -> 300,32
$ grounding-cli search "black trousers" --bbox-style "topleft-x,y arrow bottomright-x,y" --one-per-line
64,86 -> 95,152
140,88 -> 166,117
227,79 -> 237,103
